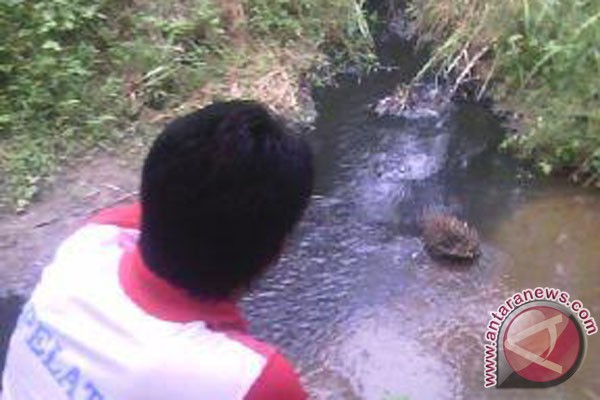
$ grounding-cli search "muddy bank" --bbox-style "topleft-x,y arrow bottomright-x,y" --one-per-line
0,152 -> 142,297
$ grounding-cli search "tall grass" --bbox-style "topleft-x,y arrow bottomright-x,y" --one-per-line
409,0 -> 600,185
0,0 -> 375,211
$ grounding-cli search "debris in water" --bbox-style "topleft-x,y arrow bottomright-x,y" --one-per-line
422,213 -> 480,262
372,83 -> 450,120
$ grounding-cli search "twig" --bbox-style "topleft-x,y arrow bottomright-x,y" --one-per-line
102,183 -> 127,193
477,57 -> 497,101
33,217 -> 60,229
445,44 -> 470,77
86,191 -> 139,217
451,45 -> 490,94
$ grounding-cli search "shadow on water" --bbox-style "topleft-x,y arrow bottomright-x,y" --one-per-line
243,33 -> 600,400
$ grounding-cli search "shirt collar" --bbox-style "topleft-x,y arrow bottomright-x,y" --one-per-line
118,247 -> 248,332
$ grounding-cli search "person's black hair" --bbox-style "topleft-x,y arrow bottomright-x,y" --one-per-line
139,100 -> 314,299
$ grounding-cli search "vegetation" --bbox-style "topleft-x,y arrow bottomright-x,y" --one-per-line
0,0 -> 374,211
408,0 -> 600,185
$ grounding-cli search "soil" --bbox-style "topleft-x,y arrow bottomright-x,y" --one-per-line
0,150 -> 144,296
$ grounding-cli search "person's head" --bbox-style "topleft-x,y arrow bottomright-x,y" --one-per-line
139,100 -> 314,300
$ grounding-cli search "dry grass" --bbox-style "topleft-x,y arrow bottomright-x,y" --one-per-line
149,43 -> 321,124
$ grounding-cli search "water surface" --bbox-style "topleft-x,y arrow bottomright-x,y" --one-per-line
243,64 -> 600,400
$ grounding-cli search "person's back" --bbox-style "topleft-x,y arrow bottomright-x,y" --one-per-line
2,101 -> 314,400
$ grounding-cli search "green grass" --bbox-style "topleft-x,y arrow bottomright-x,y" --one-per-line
0,0 -> 375,211
408,0 -> 600,185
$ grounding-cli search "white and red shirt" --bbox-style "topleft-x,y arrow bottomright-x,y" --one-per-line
2,204 -> 306,400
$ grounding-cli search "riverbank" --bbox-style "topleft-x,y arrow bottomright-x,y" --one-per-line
0,0 -> 374,211
406,0 -> 600,185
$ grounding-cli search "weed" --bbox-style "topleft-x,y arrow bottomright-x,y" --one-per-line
1,0 -> 375,210
408,0 -> 600,185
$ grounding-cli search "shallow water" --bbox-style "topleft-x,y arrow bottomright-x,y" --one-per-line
242,61 -> 600,399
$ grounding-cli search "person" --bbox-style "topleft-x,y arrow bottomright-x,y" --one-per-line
2,100 -> 314,400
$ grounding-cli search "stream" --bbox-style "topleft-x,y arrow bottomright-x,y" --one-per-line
0,8 -> 599,400
242,28 -> 600,400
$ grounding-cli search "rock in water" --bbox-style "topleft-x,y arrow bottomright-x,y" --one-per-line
422,214 -> 480,261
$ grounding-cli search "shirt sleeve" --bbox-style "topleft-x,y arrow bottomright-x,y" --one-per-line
88,202 -> 141,229
243,352 -> 307,400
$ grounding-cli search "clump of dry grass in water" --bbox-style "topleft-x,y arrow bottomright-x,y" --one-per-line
422,213 -> 480,262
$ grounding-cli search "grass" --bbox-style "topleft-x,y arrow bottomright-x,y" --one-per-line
407,0 -> 600,185
0,0 -> 375,211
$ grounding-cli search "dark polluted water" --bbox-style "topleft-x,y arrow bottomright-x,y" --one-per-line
242,68 -> 600,399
